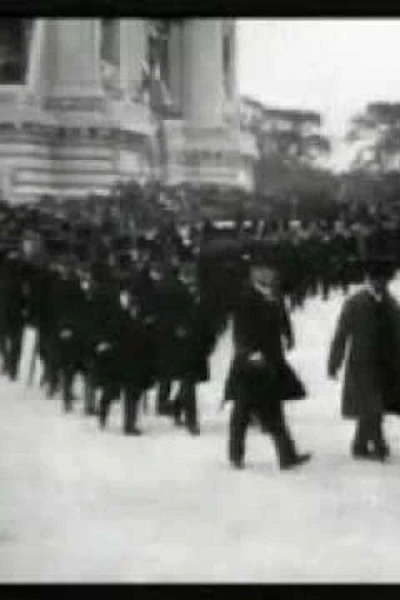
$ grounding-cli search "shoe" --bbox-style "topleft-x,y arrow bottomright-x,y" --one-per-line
352,446 -> 370,459
159,405 -> 175,416
188,425 -> 201,436
352,445 -> 389,462
230,457 -> 245,470
47,383 -> 58,398
371,444 -> 390,462
124,427 -> 143,436
280,453 -> 311,470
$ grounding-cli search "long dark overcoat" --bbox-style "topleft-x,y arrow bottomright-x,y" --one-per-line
154,275 -> 213,383
51,273 -> 87,373
328,288 -> 400,419
90,287 -> 121,389
224,286 -> 306,414
117,307 -> 158,391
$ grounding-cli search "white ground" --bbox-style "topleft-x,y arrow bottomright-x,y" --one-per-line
2,281 -> 400,583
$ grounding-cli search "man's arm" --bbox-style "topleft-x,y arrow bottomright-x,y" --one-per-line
280,298 -> 294,351
327,297 -> 353,379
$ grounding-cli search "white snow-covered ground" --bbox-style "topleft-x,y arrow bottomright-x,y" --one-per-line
2,281 -> 400,582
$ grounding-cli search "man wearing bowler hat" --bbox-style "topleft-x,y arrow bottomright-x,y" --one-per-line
227,259 -> 311,470
328,255 -> 400,461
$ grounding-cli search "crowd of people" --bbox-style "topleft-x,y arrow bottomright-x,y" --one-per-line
0,182 -> 400,468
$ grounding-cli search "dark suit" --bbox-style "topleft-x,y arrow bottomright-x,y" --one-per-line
50,271 -> 86,411
97,295 -> 157,434
118,305 -> 158,433
227,285 -> 306,467
0,254 -> 29,380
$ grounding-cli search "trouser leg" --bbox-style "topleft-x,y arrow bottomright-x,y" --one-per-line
353,416 -> 370,453
172,380 -> 186,426
174,378 -> 199,433
99,384 -> 118,429
183,380 -> 199,433
46,341 -> 60,398
84,369 -> 97,415
228,395 -> 252,466
0,329 -> 7,371
123,384 -> 142,434
40,354 -> 50,387
257,400 -> 305,469
374,416 -> 387,450
157,378 -> 172,414
61,366 -> 75,412
364,414 -> 388,457
8,327 -> 23,380
353,414 -> 380,449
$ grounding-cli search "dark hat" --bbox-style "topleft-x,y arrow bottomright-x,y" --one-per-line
45,237 -> 69,256
364,255 -> 396,280
0,238 -> 20,253
118,252 -> 133,268
76,226 -> 93,240
74,243 -> 91,262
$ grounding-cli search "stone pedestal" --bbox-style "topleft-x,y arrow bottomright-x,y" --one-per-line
0,18 -> 251,201
161,19 -> 243,189
0,19 -> 157,201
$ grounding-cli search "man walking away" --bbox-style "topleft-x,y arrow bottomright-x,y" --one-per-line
328,256 -> 400,461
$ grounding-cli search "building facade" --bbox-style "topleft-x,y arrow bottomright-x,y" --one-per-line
0,19 -> 257,202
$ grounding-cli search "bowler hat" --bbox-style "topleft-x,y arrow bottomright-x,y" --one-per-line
364,255 -> 396,280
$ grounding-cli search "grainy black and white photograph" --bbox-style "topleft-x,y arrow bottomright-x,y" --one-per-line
1,16 -> 400,583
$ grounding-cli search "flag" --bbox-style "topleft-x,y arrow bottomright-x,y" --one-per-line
150,62 -> 174,112
135,59 -> 152,101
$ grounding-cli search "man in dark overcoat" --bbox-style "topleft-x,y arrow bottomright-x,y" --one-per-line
117,289 -> 158,435
226,262 -> 311,470
152,262 -> 188,417
0,244 -> 30,380
328,257 -> 400,460
95,284 -> 157,435
77,265 -> 99,416
170,260 -> 217,435
49,256 -> 87,412
89,262 -> 122,427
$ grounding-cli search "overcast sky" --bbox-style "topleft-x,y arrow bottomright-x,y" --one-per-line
237,19 -> 400,170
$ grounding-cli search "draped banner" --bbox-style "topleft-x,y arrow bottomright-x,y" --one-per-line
0,19 -> 28,84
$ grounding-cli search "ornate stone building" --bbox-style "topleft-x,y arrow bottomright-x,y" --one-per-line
0,19 -> 257,202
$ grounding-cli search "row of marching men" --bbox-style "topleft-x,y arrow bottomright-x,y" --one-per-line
235,219 -> 400,311
0,226 -> 315,471
0,236 -> 218,437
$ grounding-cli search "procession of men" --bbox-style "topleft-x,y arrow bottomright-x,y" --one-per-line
0,183 -> 400,471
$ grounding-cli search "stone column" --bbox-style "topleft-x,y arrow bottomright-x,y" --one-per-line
40,19 -> 103,99
226,21 -> 237,103
168,21 -> 183,112
182,19 -> 224,127
25,19 -> 45,93
227,21 -> 240,130
119,19 -> 147,100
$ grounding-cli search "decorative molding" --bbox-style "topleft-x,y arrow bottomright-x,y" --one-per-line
0,92 -> 19,104
44,96 -> 106,112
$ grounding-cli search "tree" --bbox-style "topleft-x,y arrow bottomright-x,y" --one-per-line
244,102 -> 332,199
346,102 -> 400,173
260,108 -> 331,166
